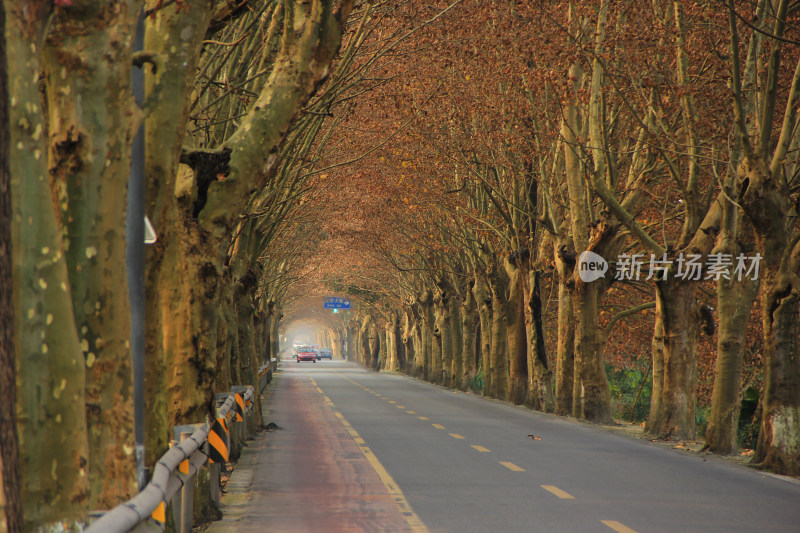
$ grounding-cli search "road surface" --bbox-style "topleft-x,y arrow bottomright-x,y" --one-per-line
207,359 -> 800,533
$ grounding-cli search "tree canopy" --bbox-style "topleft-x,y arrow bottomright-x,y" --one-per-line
2,0 -> 799,530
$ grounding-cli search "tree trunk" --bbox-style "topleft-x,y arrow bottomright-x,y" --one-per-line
43,3 -> 140,507
705,274 -> 758,453
143,0 -> 216,466
369,321 -> 381,370
705,201 -> 759,454
524,269 -> 555,412
269,303 -> 281,362
554,273 -> 575,416
215,283 -> 232,393
739,156 -> 800,475
7,4 -> 90,528
753,267 -> 800,475
442,286 -> 456,387
420,291 -> 436,382
393,312 -> 406,371
502,260 -> 527,405
458,281 -> 478,391
646,315 -> 666,434
0,3 -> 23,526
433,289 -> 449,384
572,278 -> 613,423
402,306 -> 419,375
488,266 -> 510,402
647,278 -> 700,440
473,273 -> 492,396
358,315 -> 371,367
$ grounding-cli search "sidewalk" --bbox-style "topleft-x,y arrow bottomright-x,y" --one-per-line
204,368 -> 417,533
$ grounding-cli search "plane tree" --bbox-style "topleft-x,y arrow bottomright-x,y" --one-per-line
726,0 -> 800,475
5,0 -> 357,528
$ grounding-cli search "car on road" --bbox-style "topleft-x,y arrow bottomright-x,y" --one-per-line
295,346 -> 317,363
317,348 -> 333,360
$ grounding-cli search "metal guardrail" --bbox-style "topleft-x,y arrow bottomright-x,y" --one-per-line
86,386 -> 257,533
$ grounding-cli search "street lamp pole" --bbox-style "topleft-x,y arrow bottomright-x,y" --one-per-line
127,10 -> 147,491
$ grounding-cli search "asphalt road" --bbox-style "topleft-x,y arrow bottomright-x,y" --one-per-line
209,359 -> 800,533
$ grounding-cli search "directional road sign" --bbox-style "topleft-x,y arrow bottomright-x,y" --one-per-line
324,297 -> 351,309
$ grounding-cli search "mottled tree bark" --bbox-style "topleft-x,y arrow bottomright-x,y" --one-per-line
419,291 -> 435,382
458,280 -> 478,391
432,291 -> 445,383
572,277 -> 612,423
143,0 -> 216,465
740,157 -> 800,475
6,2 -> 90,528
646,279 -> 699,439
0,3 -> 23,527
42,1 -> 140,508
523,269 -> 554,412
554,254 -> 575,416
473,273 -> 492,396
487,261 -> 510,401
358,315 -> 371,367
369,321 -> 381,371
705,205 -> 759,454
502,258 -> 527,405
440,282 -> 456,387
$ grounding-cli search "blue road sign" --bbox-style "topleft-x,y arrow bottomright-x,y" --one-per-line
324,297 -> 351,309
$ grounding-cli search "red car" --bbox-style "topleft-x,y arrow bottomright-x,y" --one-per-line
295,346 -> 317,363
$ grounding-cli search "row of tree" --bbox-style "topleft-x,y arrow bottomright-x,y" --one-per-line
310,0 -> 799,479
2,1 -> 798,530
2,0 -> 369,530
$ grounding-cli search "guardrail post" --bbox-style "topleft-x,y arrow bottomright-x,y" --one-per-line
169,439 -> 182,532
209,461 -> 220,507
231,385 -> 253,440
173,426 -> 198,533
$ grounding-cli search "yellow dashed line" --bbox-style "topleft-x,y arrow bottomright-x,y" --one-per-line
541,485 -> 575,499
601,520 -> 638,533
449,433 -> 465,440
397,405 -> 405,409
418,416 -> 429,421
432,423 -> 445,429
388,400 -> 397,404
471,445 -> 490,452
406,411 -> 416,415
316,378 -> 429,532
500,462 -> 525,472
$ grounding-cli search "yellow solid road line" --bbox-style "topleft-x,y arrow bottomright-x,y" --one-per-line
316,381 -> 430,532
601,520 -> 638,533
541,485 -> 575,499
471,445 -> 490,452
500,462 -> 525,472
432,423 -> 445,429
449,433 -> 465,439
